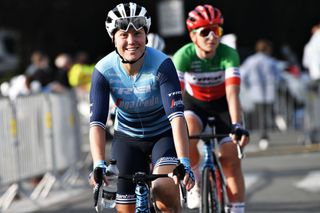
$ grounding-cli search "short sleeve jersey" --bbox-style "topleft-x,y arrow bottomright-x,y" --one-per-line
173,42 -> 241,102
90,47 -> 184,138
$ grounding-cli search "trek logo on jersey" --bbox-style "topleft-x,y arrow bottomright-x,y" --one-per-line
168,91 -> 182,97
134,85 -> 151,94
111,85 -> 152,95
193,76 -> 222,82
185,71 -> 225,86
111,87 -> 133,95
170,99 -> 184,108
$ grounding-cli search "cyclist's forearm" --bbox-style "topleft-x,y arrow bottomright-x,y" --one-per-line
170,116 -> 190,158
90,126 -> 107,166
226,85 -> 242,124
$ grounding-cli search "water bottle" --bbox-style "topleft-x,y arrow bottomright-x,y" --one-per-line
102,159 -> 119,208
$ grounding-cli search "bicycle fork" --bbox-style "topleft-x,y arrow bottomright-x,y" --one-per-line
135,182 -> 150,213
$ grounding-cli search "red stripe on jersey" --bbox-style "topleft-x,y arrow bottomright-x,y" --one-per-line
225,77 -> 240,86
188,83 -> 226,101
179,81 -> 185,91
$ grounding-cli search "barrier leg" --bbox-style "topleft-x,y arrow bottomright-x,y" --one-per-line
0,184 -> 18,211
30,173 -> 56,200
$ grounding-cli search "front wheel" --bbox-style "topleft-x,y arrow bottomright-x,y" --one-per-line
201,167 -> 220,213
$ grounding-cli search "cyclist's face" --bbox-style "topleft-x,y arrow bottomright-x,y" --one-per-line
114,27 -> 146,62
191,26 -> 222,53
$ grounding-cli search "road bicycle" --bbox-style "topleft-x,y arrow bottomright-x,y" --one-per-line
189,117 -> 244,213
120,163 -> 186,213
93,163 -> 186,213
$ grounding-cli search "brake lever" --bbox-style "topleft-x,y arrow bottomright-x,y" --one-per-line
236,141 -> 244,159
172,163 -> 185,180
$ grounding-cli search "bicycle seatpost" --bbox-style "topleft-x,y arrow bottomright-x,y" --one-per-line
207,117 -> 215,128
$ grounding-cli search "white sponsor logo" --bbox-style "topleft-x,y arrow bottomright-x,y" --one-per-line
168,91 -> 182,97
185,71 -> 225,86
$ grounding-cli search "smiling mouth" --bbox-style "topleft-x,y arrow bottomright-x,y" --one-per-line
126,47 -> 139,52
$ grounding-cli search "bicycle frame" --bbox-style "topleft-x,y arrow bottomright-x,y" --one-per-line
190,117 -> 229,213
118,164 -> 185,213
189,116 -> 245,212
202,130 -> 227,213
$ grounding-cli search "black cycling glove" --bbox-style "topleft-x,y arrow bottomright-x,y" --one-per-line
231,123 -> 250,140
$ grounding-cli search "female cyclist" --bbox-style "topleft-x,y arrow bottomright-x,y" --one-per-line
89,2 -> 194,213
173,4 -> 249,213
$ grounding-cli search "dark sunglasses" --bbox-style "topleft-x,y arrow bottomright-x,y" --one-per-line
115,17 -> 147,32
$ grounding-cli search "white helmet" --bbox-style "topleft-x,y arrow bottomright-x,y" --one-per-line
146,33 -> 166,51
105,2 -> 151,38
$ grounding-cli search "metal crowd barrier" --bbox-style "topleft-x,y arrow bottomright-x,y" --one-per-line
242,73 -> 320,144
0,91 -> 84,210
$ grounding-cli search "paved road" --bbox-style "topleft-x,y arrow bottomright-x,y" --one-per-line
3,130 -> 320,213
243,152 -> 320,212
5,151 -> 318,213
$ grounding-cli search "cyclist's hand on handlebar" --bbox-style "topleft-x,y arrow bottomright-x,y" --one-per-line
178,157 -> 195,191
230,123 -> 250,147
88,160 -> 108,187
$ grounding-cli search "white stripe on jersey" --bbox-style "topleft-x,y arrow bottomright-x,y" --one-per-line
225,67 -> 241,79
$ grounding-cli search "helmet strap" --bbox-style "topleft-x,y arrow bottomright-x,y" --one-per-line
115,48 -> 146,64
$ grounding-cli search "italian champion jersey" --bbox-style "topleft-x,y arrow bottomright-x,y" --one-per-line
173,43 -> 241,101
90,47 -> 184,138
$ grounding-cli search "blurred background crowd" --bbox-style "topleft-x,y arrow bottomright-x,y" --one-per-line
0,0 -> 320,144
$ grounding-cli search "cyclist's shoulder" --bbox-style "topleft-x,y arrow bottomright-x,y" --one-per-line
217,43 -> 239,58
216,43 -> 240,65
144,47 -> 170,68
173,43 -> 195,58
95,51 -> 118,74
173,43 -> 196,67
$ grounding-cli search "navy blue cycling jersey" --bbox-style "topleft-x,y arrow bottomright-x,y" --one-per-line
90,47 -> 184,138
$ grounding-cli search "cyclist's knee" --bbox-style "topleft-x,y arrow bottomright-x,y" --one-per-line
185,113 -> 203,134
220,154 -> 241,173
222,160 -> 240,172
220,141 -> 240,160
154,199 -> 181,213
116,203 -> 135,213
152,179 -> 180,212
155,202 -> 180,213
152,178 -> 178,197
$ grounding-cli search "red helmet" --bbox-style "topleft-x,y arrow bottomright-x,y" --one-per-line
186,5 -> 224,32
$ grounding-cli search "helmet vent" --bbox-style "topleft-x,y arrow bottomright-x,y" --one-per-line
195,10 -> 205,20
106,17 -> 112,24
205,7 -> 211,20
113,9 -> 121,18
135,6 -> 142,16
188,17 -> 196,22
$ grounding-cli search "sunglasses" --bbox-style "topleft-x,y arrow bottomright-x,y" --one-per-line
115,17 -> 147,32
193,26 -> 223,38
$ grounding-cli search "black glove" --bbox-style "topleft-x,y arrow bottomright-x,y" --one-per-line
231,123 -> 250,140
91,160 -> 107,209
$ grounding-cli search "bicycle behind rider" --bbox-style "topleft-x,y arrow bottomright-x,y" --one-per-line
89,2 -> 194,213
173,4 -> 249,213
